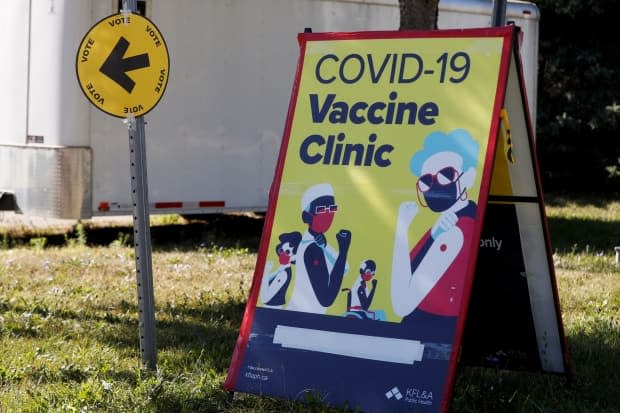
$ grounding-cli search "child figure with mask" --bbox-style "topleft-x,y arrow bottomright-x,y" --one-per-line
260,231 -> 302,309
341,259 -> 387,321
391,129 -> 480,342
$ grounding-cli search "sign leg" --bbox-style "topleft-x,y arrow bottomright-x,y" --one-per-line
128,115 -> 157,370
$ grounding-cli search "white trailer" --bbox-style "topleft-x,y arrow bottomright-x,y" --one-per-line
0,0 -> 539,219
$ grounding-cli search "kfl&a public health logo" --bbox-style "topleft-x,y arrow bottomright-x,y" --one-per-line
385,386 -> 434,406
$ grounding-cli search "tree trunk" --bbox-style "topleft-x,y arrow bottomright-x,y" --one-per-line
399,0 -> 439,30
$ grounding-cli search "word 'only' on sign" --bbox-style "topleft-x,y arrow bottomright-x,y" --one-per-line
76,12 -> 169,118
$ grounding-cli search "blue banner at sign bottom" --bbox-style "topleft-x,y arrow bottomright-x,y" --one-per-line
234,308 -> 455,412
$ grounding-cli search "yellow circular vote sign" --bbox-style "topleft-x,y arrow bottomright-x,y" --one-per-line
76,13 -> 169,118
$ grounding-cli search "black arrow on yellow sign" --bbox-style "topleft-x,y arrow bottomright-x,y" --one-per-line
100,36 -> 150,93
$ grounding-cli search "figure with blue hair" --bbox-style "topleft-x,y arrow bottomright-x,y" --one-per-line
391,129 -> 480,342
287,183 -> 351,314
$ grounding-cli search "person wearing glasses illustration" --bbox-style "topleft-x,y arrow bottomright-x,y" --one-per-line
391,129 -> 480,341
287,183 -> 351,314
260,231 -> 302,309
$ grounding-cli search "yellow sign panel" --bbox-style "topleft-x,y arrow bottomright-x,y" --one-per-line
266,34 -> 506,322
76,13 -> 169,118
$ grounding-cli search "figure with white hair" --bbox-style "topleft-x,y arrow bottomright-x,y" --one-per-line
287,183 -> 351,314
391,129 -> 480,341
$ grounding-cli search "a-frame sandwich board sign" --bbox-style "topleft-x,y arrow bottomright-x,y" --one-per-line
224,26 -> 570,413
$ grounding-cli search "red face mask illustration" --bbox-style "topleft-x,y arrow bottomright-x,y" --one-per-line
310,212 -> 335,233
277,243 -> 294,265
362,271 -> 374,282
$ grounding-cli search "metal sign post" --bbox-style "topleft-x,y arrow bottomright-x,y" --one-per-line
492,0 -> 508,26
123,0 -> 156,370
127,115 -> 157,370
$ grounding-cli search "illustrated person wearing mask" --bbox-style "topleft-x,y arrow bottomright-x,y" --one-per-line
260,231 -> 302,309
391,129 -> 480,341
287,183 -> 351,314
342,260 -> 384,320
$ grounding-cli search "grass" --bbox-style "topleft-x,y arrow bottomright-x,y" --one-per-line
544,194 -> 620,254
0,196 -> 618,412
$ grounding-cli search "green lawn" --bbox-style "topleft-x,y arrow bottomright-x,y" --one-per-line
0,199 -> 618,412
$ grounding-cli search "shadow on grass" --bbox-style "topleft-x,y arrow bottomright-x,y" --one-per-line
545,193 -> 620,209
145,215 -> 264,252
452,321 -> 620,413
5,290 -> 617,411
547,216 -> 620,252
72,295 -> 620,412
6,208 -> 619,255
563,323 -> 620,406
1,294 -> 245,373
87,298 -> 247,372
3,214 -> 265,252
119,304 -> 618,413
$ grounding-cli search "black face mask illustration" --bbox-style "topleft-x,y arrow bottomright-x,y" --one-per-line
417,166 -> 465,212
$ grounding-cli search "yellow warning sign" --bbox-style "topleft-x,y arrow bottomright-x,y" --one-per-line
76,13 -> 169,118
